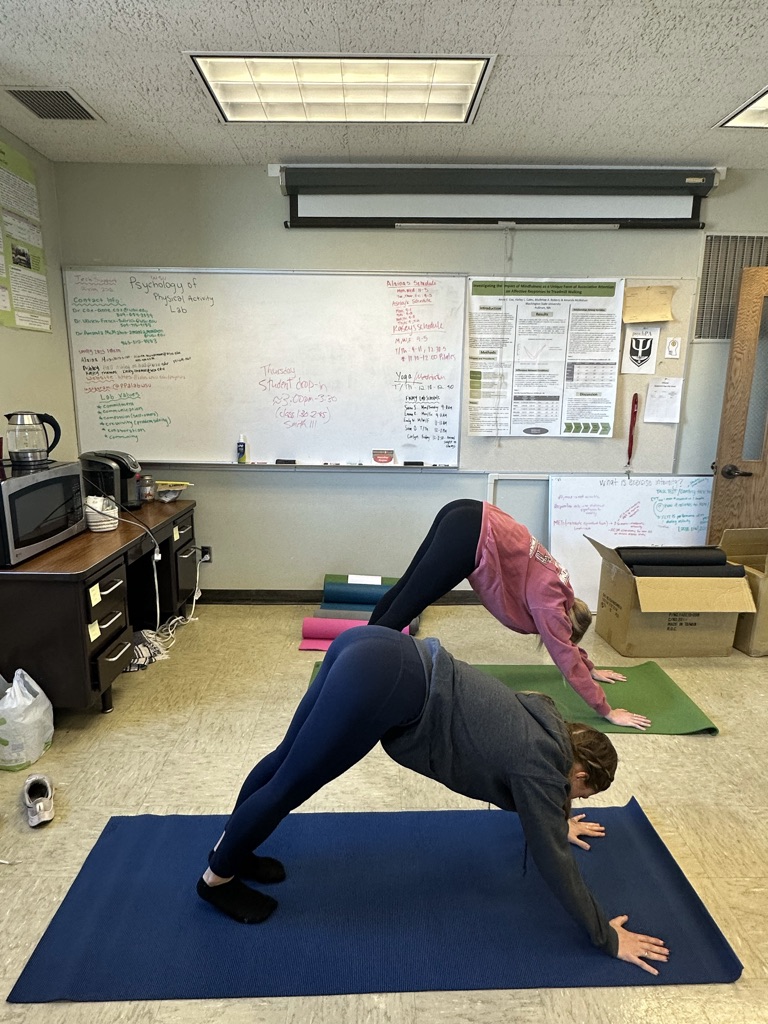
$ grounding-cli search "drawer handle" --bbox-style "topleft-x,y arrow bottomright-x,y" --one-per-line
99,579 -> 124,597
178,524 -> 192,535
105,641 -> 131,663
179,548 -> 196,560
99,610 -> 123,629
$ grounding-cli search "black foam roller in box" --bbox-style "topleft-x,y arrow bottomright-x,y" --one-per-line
631,564 -> 745,578
616,545 -> 727,568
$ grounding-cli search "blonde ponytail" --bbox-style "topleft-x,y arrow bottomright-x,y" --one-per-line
568,598 -> 592,645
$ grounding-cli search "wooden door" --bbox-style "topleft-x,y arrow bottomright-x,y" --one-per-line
708,267 -> 768,541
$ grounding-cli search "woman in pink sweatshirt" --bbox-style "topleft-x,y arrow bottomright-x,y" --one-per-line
369,499 -> 650,730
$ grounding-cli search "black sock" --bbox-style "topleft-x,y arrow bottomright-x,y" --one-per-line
196,876 -> 278,923
240,854 -> 286,883
208,849 -> 286,883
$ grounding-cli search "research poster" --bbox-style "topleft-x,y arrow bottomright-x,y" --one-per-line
0,139 -> 51,332
467,278 -> 624,437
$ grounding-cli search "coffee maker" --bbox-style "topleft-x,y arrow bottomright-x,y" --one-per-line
79,450 -> 142,509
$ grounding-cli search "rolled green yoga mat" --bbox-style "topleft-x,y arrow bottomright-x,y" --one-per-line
478,662 -> 717,735
313,608 -> 372,620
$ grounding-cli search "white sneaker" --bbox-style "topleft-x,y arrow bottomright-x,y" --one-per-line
23,774 -> 55,827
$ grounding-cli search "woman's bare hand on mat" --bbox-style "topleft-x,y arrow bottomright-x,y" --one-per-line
605,708 -> 651,730
591,669 -> 626,683
567,813 -> 605,850
610,915 -> 669,975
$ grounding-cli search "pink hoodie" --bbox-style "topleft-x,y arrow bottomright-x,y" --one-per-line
467,502 -> 610,717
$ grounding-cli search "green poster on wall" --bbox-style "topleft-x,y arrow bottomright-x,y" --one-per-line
0,139 -> 51,331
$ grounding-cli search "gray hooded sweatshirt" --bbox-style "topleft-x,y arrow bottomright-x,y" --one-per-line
381,636 -> 618,957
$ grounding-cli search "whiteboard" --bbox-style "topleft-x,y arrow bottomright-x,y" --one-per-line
63,269 -> 466,465
549,474 -> 714,610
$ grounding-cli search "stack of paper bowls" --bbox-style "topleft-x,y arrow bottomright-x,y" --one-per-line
85,496 -> 119,532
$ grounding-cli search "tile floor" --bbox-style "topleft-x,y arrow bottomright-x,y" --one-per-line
1,603 -> 766,1023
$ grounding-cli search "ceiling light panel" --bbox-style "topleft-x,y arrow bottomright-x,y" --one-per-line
720,86 -> 768,129
190,55 -> 493,123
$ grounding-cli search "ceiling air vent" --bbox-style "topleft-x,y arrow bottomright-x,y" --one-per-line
6,88 -> 98,120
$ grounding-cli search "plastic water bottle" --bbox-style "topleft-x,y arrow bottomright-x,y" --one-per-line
236,434 -> 249,464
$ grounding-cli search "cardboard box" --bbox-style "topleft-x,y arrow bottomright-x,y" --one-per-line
719,528 -> 768,657
586,537 -> 756,657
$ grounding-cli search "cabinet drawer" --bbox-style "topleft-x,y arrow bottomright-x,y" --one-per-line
171,514 -> 195,551
87,602 -> 128,651
92,627 -> 134,692
86,562 -> 128,617
176,544 -> 198,603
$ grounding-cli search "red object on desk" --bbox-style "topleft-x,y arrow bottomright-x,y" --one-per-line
627,392 -> 639,467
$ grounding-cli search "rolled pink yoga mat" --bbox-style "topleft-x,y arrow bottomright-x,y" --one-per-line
299,617 -> 408,651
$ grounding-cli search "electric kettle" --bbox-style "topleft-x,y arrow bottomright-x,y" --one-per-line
4,411 -> 62,465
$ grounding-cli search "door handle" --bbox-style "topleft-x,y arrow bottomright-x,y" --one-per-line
721,464 -> 754,479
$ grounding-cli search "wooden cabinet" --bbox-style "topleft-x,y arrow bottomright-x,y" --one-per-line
0,500 -> 195,712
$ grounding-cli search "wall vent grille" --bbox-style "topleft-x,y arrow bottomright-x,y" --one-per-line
697,234 -> 768,339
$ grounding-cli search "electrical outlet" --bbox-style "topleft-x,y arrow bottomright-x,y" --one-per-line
200,546 -> 213,563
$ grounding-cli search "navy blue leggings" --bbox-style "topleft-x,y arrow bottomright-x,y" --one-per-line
368,499 -> 483,631
209,626 -> 428,877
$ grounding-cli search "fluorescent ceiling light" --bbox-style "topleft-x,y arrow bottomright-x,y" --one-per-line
719,86 -> 768,129
189,54 -> 493,123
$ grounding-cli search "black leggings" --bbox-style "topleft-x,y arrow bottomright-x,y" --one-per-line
368,499 -> 483,631
208,627 -> 427,877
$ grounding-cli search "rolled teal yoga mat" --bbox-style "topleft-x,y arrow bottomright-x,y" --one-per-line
319,602 -> 382,611
478,662 -> 717,735
322,574 -> 398,606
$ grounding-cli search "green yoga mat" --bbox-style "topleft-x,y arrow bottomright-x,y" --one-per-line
478,662 -> 717,735
308,660 -> 717,735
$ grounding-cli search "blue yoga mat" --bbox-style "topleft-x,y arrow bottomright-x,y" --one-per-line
8,800 -> 741,1003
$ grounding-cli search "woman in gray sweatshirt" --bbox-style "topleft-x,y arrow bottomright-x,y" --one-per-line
198,626 -> 668,976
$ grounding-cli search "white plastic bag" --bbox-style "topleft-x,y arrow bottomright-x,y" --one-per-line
0,669 -> 54,771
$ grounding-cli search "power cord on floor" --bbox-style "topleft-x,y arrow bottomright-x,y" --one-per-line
141,556 -> 202,655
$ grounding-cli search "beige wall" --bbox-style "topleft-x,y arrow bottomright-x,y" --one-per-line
0,129 -> 78,462
4,148 -> 767,588
55,163 -> 706,278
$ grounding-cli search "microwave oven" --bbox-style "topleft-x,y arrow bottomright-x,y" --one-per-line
0,461 -> 86,567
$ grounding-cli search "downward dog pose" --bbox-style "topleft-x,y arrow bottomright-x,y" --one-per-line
197,627 -> 668,975
369,499 -> 650,730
